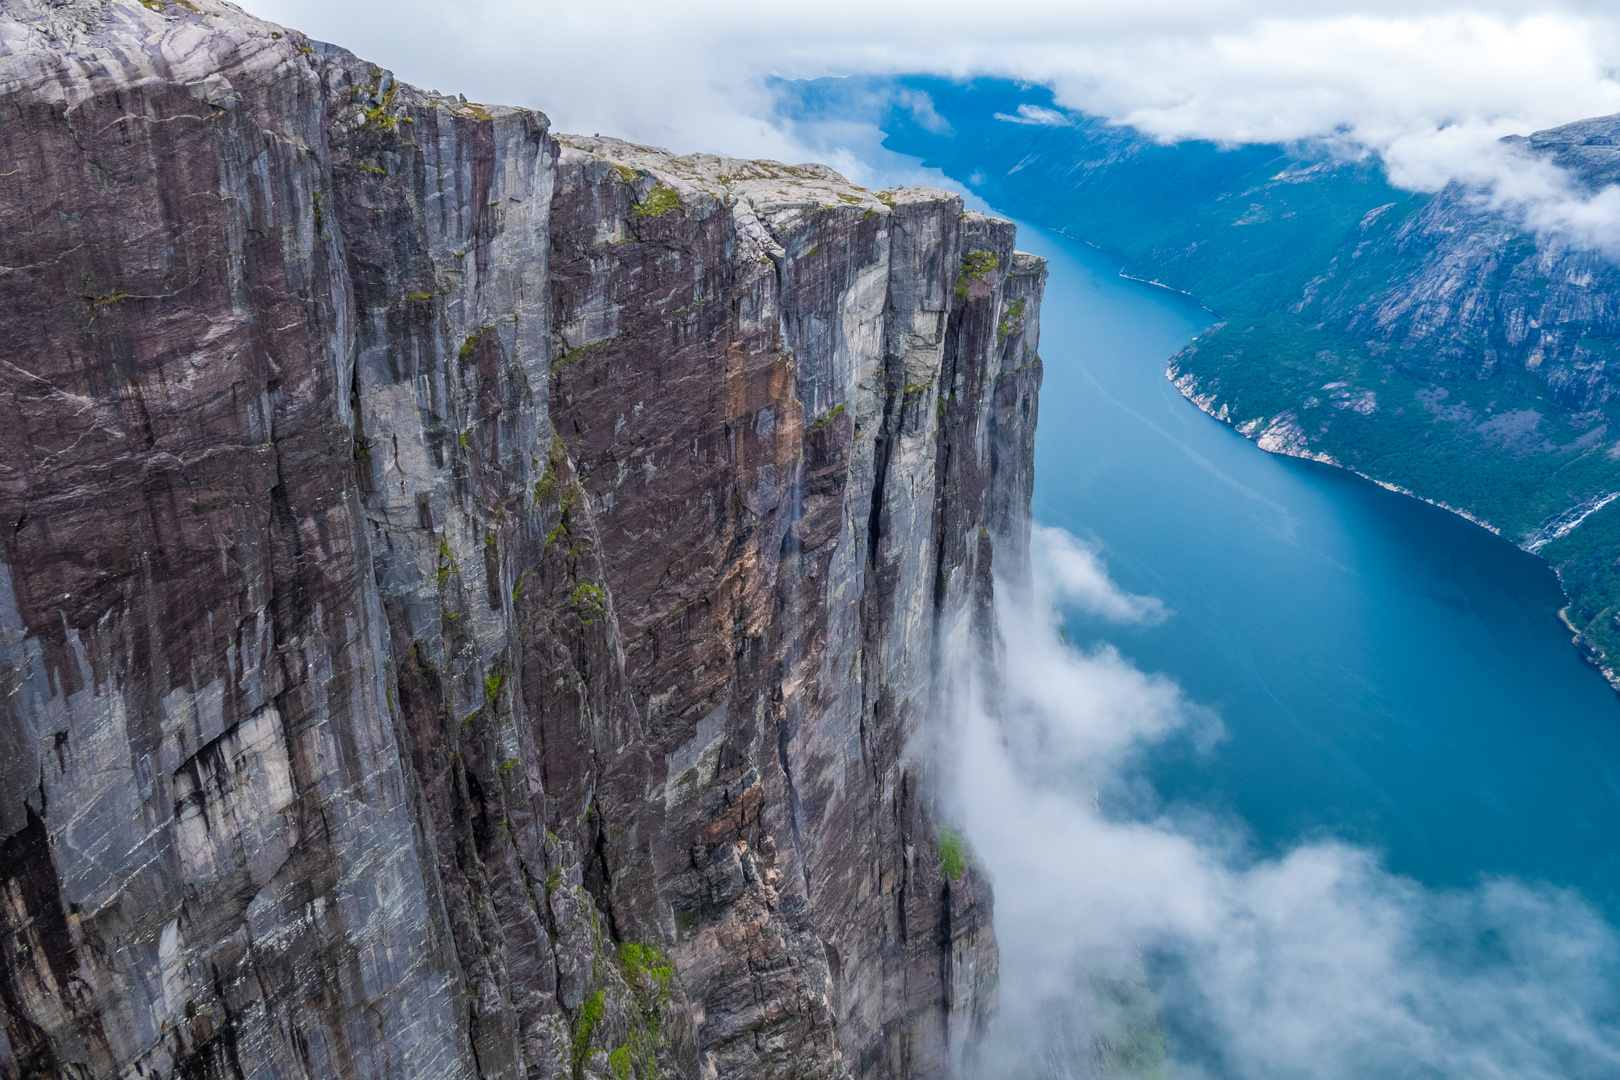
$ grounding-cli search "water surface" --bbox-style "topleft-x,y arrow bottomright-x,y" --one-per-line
1015,222 -> 1620,911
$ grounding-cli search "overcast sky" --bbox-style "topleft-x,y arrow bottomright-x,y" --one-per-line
242,0 -> 1620,246
245,2 -> 1618,164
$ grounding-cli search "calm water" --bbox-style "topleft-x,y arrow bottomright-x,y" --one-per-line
1015,220 -> 1620,912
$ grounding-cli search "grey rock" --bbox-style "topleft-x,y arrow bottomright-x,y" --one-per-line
0,3 -> 1044,1079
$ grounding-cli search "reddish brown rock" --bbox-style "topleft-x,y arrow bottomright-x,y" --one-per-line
0,3 -> 1044,1078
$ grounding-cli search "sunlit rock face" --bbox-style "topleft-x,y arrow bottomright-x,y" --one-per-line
0,3 -> 1045,1078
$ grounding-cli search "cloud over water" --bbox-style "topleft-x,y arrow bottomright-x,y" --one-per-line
253,0 -> 1620,250
954,526 -> 1620,1079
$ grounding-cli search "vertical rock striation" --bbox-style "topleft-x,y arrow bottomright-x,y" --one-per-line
0,3 -> 1045,1079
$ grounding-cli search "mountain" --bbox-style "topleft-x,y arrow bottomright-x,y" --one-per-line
780,75 -> 1620,684
0,6 -> 1046,1079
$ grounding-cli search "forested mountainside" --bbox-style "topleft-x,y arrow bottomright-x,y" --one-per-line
780,75 -> 1620,683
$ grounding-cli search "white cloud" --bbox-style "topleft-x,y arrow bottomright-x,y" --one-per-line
894,87 -> 950,133
993,104 -> 1073,126
995,528 -> 1202,782
1032,525 -> 1168,625
243,0 -> 1620,251
241,3 -> 1620,159
948,556 -> 1620,1078
1040,13 -> 1620,251
1060,14 -> 1620,149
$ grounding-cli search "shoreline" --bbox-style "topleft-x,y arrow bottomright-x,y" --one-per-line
963,192 -> 1620,695
1167,363 -> 1620,694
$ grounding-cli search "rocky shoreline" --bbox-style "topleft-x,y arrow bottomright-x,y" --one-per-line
1168,361 -> 1620,692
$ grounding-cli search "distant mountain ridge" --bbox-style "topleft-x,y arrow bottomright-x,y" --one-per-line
779,76 -> 1620,683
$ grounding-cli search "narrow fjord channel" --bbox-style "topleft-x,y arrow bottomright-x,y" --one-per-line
965,216 -> 1620,1075
1014,218 -> 1620,909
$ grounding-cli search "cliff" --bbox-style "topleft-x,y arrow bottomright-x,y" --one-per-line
793,75 -> 1620,685
0,4 -> 1046,1080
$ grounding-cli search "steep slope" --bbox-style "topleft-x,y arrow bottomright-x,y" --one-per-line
1165,115 -> 1620,679
780,75 -> 1620,684
0,5 -> 1045,1080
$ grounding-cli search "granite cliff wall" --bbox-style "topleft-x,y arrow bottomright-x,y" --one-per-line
0,3 -> 1046,1079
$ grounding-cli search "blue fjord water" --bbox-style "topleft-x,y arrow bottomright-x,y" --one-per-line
1011,218 -> 1620,914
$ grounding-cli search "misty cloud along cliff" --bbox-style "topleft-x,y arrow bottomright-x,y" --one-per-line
956,529 -> 1620,1080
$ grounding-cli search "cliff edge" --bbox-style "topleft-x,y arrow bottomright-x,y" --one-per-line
0,3 -> 1046,1079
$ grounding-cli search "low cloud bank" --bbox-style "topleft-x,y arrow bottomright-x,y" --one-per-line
951,525 -> 1620,1079
1050,13 -> 1620,253
1033,526 -> 1168,628
251,1 -> 1620,252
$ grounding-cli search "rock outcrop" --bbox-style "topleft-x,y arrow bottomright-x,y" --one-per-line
0,3 -> 1046,1079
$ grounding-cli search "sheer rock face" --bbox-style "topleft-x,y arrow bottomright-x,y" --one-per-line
0,3 -> 1045,1080
1284,113 -> 1620,414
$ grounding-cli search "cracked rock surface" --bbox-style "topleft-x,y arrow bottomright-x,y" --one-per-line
0,3 -> 1045,1078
